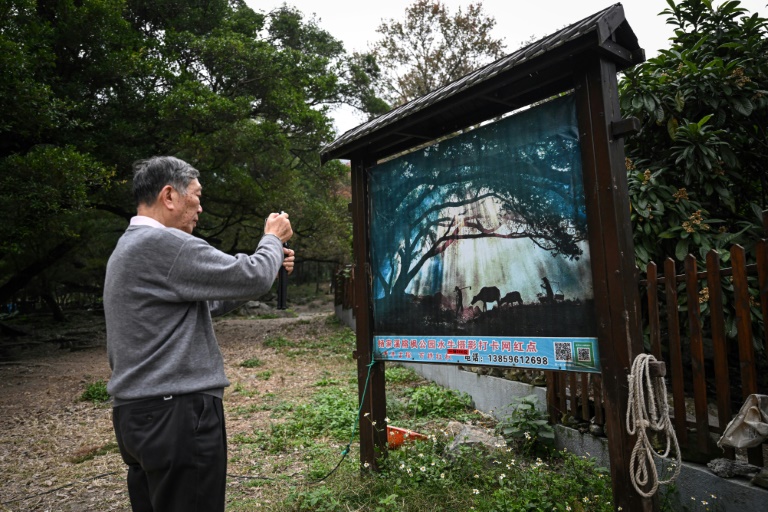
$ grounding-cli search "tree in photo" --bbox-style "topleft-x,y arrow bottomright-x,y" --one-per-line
369,96 -> 590,325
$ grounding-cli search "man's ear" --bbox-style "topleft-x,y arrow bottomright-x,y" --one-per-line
159,185 -> 176,210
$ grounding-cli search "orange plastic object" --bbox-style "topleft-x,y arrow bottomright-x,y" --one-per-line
386,426 -> 428,449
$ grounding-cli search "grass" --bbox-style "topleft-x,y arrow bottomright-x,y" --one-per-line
225,320 -> 614,511
263,329 -> 354,359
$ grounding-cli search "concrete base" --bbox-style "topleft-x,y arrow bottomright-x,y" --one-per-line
334,304 -> 355,330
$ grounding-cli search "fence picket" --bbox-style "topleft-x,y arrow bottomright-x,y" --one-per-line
757,240 -> 768,361
568,372 -> 578,418
558,372 -> 567,418
664,257 -> 688,444
685,255 -> 709,453
646,262 -> 662,359
706,250 -> 734,459
546,371 -> 558,423
592,374 -> 604,427
731,244 -> 763,466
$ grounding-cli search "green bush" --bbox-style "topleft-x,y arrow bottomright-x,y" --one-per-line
80,380 -> 110,403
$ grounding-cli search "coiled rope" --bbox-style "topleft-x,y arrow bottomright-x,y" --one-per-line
626,353 -> 681,497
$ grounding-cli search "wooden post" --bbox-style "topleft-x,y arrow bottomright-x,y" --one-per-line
350,158 -> 388,469
574,56 -> 655,511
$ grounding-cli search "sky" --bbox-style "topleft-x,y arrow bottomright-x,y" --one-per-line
244,0 -> 768,134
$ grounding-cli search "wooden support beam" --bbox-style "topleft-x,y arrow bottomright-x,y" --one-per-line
574,57 -> 655,511
610,117 -> 641,140
350,158 -> 388,470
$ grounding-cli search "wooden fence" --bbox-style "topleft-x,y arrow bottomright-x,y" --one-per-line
547,234 -> 768,468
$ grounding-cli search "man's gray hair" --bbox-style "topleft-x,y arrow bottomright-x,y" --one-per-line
132,156 -> 200,207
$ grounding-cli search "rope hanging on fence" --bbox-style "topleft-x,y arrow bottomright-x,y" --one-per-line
626,353 -> 681,498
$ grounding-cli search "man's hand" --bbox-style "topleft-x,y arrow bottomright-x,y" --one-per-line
282,247 -> 295,275
265,212 -> 293,243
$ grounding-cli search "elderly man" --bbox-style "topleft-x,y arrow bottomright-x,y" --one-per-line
104,156 -> 294,511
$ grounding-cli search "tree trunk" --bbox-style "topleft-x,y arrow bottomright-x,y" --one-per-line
0,240 -> 77,305
41,292 -> 68,323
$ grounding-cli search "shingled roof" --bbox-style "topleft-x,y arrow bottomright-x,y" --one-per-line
321,2 -> 644,163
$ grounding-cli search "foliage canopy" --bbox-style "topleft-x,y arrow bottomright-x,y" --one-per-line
0,0 -> 386,308
620,0 -> 768,270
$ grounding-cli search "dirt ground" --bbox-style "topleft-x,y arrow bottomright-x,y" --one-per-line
0,296 -> 340,511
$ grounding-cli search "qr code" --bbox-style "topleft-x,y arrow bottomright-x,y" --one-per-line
577,347 -> 592,362
554,342 -> 572,362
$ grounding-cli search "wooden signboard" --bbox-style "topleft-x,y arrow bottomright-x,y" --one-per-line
322,4 -> 651,511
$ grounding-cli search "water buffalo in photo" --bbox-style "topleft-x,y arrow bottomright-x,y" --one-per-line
499,291 -> 523,307
471,286 -> 500,312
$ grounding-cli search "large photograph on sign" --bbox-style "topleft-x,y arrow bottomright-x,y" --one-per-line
369,95 -> 598,370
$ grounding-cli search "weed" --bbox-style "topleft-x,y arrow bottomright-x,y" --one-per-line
497,394 -> 555,456
263,335 -> 291,348
286,485 -> 343,511
80,379 -> 110,403
263,328 -> 354,359
255,370 -> 273,381
280,435 -> 613,512
403,382 -> 473,419
239,357 -> 263,368
291,387 -> 358,440
385,364 -> 420,384
232,382 -> 256,398
314,371 -> 340,387
231,432 -> 259,445
324,314 -> 342,326
272,401 -> 294,413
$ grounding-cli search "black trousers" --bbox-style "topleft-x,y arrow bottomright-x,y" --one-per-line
112,393 -> 227,512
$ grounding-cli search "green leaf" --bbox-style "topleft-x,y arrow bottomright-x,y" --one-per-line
636,244 -> 649,261
667,117 -> 679,139
675,239 -> 689,261
643,94 -> 656,113
674,90 -> 685,112
697,114 -> 713,127
731,96 -> 754,116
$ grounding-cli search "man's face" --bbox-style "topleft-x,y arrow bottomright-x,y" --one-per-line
171,178 -> 202,234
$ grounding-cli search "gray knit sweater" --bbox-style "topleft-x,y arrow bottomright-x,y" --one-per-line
104,225 -> 283,403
